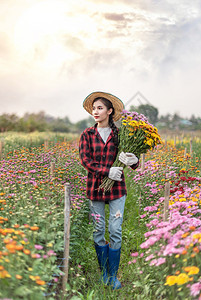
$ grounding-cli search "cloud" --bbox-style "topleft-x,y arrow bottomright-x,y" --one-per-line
0,0 -> 201,121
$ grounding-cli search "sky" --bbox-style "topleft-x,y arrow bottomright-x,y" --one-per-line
0,0 -> 201,122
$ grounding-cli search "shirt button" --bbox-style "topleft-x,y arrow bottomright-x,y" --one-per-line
103,155 -> 106,159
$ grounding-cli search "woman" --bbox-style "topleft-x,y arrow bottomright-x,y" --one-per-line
79,91 -> 139,290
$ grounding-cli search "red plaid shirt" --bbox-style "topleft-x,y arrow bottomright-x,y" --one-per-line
79,124 -> 139,202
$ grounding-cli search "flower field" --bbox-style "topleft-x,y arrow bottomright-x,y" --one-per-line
126,135 -> 201,299
0,132 -> 201,299
0,133 -> 88,299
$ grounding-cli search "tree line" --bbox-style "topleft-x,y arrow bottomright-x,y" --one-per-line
0,104 -> 201,133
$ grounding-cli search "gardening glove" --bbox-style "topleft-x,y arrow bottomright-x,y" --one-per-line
119,152 -> 138,166
108,167 -> 123,181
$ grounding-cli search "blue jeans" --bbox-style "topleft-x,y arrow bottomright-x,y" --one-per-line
89,195 -> 126,249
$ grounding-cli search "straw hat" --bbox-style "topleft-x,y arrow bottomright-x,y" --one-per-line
83,91 -> 125,122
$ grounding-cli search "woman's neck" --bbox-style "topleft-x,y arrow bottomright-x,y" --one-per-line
97,121 -> 110,128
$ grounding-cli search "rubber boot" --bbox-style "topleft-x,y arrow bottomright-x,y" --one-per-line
108,247 -> 121,290
95,243 -> 109,284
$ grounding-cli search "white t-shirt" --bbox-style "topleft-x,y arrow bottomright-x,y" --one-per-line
97,127 -> 112,143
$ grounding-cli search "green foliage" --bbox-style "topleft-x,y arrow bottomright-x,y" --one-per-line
130,104 -> 159,125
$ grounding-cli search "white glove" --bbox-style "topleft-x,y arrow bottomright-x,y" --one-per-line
108,167 -> 123,181
119,152 -> 138,166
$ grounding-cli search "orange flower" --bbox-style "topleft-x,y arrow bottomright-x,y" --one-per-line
16,274 -> 22,279
15,245 -> 23,251
6,241 -> 17,253
30,226 -> 39,231
181,249 -> 187,255
36,279 -> 46,285
14,224 -> 20,228
0,269 -> 11,278
193,247 -> 199,253
23,249 -> 31,255
182,232 -> 189,238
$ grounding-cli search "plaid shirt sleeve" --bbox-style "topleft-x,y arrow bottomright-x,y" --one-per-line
79,130 -> 111,177
130,158 -> 140,170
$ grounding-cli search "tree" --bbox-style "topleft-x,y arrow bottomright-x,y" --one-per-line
130,104 -> 159,125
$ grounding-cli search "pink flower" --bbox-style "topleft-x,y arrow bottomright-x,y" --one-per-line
34,244 -> 43,250
149,259 -> 157,266
155,257 -> 166,266
145,254 -> 154,261
47,250 -> 56,256
190,282 -> 201,297
131,252 -> 138,257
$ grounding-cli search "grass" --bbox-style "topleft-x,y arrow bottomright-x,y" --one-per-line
60,172 -> 150,300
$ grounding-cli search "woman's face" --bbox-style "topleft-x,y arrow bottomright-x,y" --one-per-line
92,99 -> 112,126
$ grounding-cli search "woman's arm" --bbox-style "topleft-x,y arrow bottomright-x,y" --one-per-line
79,132 -> 111,177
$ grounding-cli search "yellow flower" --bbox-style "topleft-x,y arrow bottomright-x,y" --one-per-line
165,275 -> 177,286
146,139 -> 153,146
184,266 -> 199,275
193,233 -> 201,239
176,273 -> 189,285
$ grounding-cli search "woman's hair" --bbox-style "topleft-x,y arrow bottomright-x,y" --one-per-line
93,97 -> 119,148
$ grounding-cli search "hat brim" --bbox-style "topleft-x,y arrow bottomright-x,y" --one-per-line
83,91 -> 125,122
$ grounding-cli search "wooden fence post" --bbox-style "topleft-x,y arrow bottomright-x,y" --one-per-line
141,153 -> 145,172
0,141 -> 3,159
190,139 -> 193,157
50,161 -> 55,178
184,147 -> 187,158
138,192 -> 141,224
62,183 -> 71,293
163,181 -> 170,221
44,140 -> 48,149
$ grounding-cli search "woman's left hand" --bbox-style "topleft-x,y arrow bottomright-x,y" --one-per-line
119,152 -> 138,166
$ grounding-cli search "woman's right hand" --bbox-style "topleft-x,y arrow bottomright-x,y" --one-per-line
108,167 -> 123,181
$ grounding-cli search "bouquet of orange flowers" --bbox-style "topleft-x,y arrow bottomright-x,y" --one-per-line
99,110 -> 162,193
